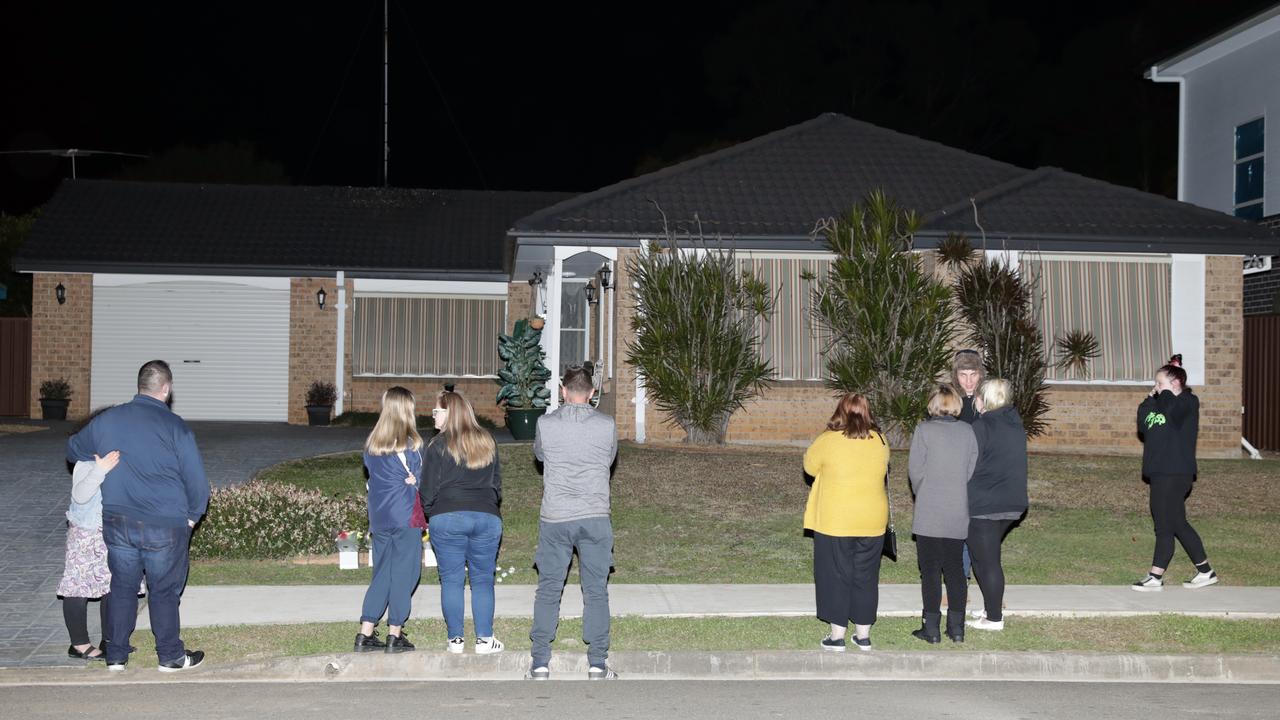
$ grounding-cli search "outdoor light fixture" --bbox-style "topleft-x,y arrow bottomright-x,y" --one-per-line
598,263 -> 612,290
55,282 -> 66,305
585,280 -> 598,306
528,268 -> 546,287
316,287 -> 327,310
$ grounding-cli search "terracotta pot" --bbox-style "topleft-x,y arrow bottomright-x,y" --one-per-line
528,317 -> 545,330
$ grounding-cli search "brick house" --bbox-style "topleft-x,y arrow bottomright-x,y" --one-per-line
15,181 -> 570,425
510,114 -> 1279,458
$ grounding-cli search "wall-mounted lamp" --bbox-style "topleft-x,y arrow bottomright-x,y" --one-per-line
316,287 -> 327,310
55,282 -> 66,305
597,263 -> 612,291
528,269 -> 546,287
585,280 -> 598,306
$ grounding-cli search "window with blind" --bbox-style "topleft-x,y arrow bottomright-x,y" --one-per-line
737,257 -> 831,381
352,295 -> 505,377
1023,256 -> 1171,382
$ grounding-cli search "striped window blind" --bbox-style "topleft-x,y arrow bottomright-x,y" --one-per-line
1024,257 -> 1171,382
352,295 -> 505,377
737,257 -> 831,381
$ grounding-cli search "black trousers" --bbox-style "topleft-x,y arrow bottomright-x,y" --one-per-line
62,594 -> 110,647
967,518 -> 1016,622
1149,474 -> 1208,569
813,532 -> 883,627
915,535 -> 966,615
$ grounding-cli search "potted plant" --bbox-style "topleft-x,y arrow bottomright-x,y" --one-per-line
495,318 -> 552,440
39,378 -> 72,421
305,381 -> 337,426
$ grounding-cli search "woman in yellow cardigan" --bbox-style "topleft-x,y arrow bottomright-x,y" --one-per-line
803,392 -> 891,652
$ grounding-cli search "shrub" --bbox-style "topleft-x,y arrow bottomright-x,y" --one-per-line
810,192 -> 957,446
305,381 -> 337,407
626,237 -> 775,445
496,319 -> 553,410
39,378 -> 72,400
190,482 -> 366,560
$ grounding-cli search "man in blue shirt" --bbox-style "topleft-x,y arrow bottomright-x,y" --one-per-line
67,360 -> 209,672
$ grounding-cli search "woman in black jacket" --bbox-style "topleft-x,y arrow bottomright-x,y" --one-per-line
965,379 -> 1028,632
421,390 -> 504,654
1131,361 -> 1216,592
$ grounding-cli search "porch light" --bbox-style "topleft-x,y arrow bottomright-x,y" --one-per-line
55,282 -> 66,305
585,280 -> 598,306
528,269 -> 546,287
598,263 -> 612,290
316,287 -> 327,310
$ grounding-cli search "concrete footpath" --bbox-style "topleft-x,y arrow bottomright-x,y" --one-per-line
150,583 -> 1280,629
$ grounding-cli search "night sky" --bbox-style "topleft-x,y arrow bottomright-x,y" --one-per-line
1,0 -> 1274,216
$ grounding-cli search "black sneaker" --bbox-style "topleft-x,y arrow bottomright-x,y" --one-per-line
158,650 -> 204,672
820,636 -> 846,652
385,632 -> 415,653
852,636 -> 872,652
354,630 -> 387,652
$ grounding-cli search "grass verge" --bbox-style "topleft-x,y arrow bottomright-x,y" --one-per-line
123,616 -> 1280,663
189,443 -> 1280,586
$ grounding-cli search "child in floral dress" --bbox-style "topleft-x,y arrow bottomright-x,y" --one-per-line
58,450 -> 120,660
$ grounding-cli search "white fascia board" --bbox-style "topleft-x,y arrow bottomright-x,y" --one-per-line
92,273 -> 289,290
352,278 -> 508,296
1153,10 -> 1280,77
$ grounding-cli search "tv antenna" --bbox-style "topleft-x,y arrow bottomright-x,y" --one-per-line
0,148 -> 149,179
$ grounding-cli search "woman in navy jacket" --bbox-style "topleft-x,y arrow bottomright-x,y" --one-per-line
354,387 -> 424,653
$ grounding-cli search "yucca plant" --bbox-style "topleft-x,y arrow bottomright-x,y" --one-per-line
1055,329 -> 1101,379
626,238 -> 775,445
953,255 -> 1050,437
935,232 -> 977,270
810,191 -> 957,446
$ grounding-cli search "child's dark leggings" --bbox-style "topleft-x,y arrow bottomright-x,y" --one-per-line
62,594 -> 109,647
1149,475 -> 1207,569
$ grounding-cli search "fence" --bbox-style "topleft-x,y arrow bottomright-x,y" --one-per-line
1243,314 -> 1280,452
0,317 -> 31,417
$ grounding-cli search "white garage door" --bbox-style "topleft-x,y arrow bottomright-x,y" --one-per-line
91,275 -> 290,421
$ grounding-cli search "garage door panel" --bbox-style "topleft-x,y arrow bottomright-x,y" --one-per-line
91,280 -> 289,421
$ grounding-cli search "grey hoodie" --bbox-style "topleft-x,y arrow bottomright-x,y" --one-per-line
908,416 -> 978,539
533,403 -> 617,523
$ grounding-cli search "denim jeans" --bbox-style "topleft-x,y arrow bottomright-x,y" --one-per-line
102,513 -> 191,665
429,511 -> 503,638
530,517 -> 613,669
361,527 -> 424,627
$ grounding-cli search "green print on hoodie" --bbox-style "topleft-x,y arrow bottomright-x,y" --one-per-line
1144,411 -> 1167,430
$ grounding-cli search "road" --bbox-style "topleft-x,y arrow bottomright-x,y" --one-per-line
1,680 -> 1275,719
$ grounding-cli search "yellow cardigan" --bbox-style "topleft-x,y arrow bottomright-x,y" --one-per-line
803,430 -> 890,537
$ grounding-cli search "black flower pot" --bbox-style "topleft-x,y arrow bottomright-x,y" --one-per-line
505,407 -> 546,441
306,405 -> 333,426
40,398 -> 69,421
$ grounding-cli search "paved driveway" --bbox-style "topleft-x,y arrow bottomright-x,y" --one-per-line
0,421 -> 367,668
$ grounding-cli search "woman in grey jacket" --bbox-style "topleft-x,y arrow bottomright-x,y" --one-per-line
908,386 -> 979,643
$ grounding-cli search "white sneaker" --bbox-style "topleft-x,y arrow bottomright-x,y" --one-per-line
967,617 -> 1004,631
969,609 -> 986,620
1131,574 -> 1164,592
475,636 -> 504,655
1183,571 -> 1219,589
446,636 -> 465,654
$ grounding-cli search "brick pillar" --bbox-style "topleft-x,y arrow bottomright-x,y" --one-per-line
611,248 -> 639,441
1199,255 -> 1243,457
507,282 -> 533,327
30,273 -> 93,419
288,277 -> 339,424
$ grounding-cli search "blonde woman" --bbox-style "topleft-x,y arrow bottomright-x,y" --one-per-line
421,391 -> 504,654
965,379 -> 1028,632
802,393 -> 891,652
355,387 -> 424,653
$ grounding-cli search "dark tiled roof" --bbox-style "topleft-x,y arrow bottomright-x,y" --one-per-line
513,113 -> 1028,239
513,113 -> 1278,256
17,180 -> 574,280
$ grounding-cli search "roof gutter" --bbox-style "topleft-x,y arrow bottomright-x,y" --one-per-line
13,260 -> 511,283
1148,64 -> 1187,202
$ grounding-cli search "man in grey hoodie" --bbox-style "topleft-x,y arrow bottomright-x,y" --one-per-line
527,366 -> 618,680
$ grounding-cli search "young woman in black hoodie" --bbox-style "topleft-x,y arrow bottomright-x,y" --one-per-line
965,379 -> 1028,632
1132,362 -> 1217,591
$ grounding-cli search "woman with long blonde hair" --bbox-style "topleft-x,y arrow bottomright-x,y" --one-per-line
354,386 -> 425,654
420,390 -> 504,654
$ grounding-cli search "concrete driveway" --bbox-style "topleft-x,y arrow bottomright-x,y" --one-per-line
0,420 -> 367,668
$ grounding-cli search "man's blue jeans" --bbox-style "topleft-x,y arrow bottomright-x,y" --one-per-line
102,513 -> 191,665
361,527 -> 424,628
530,517 -> 613,669
429,511 -> 502,639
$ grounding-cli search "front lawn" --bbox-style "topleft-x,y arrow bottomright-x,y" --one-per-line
188,443 -> 1280,586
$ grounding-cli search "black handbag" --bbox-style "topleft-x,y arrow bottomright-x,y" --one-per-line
880,435 -> 898,562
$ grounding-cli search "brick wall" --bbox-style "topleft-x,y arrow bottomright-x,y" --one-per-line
1198,254 -> 1244,456
30,273 -> 93,419
1244,265 -> 1279,315
347,376 -> 503,426
287,277 -> 339,424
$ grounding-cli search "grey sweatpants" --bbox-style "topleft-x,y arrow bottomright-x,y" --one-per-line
530,517 -> 613,668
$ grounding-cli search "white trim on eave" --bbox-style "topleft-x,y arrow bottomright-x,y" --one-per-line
1149,6 -> 1280,77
